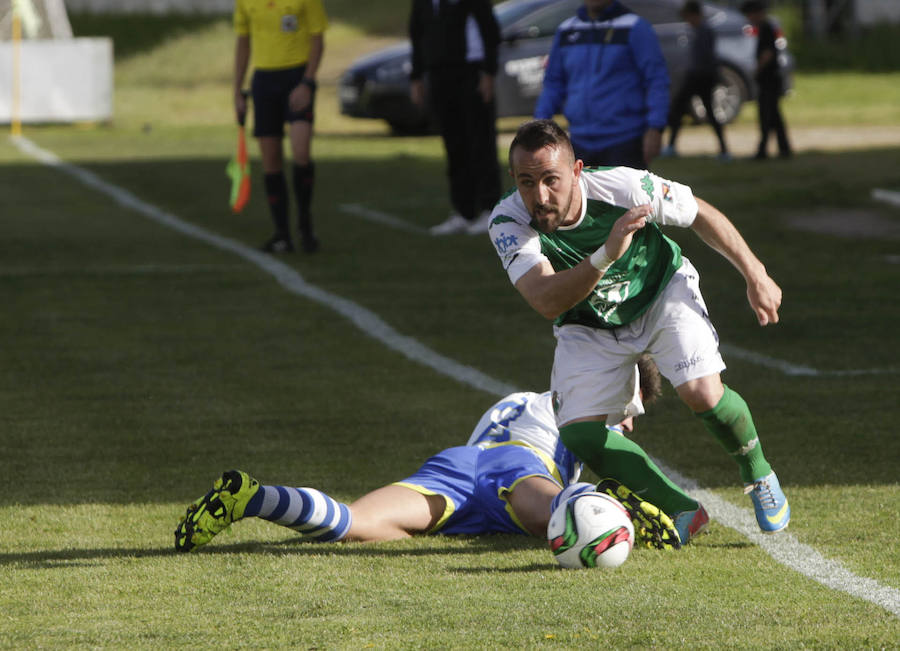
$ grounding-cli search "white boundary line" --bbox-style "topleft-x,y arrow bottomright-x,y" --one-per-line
339,195 -> 897,378
339,203 -> 429,235
12,135 -> 900,618
872,188 -> 900,208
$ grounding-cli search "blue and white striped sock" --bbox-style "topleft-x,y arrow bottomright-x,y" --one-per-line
244,485 -> 352,542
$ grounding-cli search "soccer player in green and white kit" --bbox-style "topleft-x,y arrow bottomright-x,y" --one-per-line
488,119 -> 789,534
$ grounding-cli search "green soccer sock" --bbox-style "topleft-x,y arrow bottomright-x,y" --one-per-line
695,385 -> 772,484
559,421 -> 699,516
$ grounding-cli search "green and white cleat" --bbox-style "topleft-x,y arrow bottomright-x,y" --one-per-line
596,478 -> 681,550
174,469 -> 260,552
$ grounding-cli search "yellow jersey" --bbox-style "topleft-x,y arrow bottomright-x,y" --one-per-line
234,0 -> 328,71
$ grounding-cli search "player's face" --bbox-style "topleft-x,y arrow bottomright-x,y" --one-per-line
510,145 -> 584,233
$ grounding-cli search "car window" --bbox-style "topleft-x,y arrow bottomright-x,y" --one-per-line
494,0 -> 557,29
505,0 -> 581,39
622,0 -> 682,25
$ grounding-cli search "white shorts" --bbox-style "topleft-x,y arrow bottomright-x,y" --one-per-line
551,258 -> 726,426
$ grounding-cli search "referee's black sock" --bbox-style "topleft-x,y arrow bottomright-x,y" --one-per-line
263,172 -> 290,238
292,162 -> 315,239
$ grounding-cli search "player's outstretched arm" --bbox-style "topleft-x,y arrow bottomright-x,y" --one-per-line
690,198 -> 782,325
515,206 -> 649,320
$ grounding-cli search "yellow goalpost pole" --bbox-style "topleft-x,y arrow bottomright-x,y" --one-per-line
11,6 -> 23,137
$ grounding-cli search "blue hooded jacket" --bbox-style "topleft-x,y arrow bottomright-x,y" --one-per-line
534,1 -> 670,151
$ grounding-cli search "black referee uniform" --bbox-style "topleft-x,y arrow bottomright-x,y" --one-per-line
409,0 -> 501,225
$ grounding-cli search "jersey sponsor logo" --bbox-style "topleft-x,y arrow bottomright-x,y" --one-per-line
640,173 -> 654,200
281,15 -> 298,32
493,232 -> 519,254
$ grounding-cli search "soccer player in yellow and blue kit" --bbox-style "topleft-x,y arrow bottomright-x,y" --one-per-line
175,358 -> 705,551
233,0 -> 327,253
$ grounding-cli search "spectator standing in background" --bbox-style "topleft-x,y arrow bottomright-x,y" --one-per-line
740,0 -> 792,159
534,0 -> 669,169
410,0 -> 502,236
233,0 -> 328,254
661,1 -> 731,161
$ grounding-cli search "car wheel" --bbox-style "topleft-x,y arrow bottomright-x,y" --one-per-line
690,66 -> 748,125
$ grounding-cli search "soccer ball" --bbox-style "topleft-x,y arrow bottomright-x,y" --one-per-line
547,491 -> 635,569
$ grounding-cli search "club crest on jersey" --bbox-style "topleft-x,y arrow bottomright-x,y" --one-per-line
281,15 -> 298,32
662,182 -> 673,202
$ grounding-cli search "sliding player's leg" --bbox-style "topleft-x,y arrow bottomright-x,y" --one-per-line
345,485 -> 446,541
175,469 -> 355,551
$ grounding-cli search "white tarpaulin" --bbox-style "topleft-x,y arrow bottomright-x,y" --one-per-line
0,37 -> 112,123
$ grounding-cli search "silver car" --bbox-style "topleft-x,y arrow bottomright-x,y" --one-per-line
338,0 -> 794,133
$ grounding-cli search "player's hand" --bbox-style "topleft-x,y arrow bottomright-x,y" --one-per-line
410,79 -> 426,108
478,73 -> 495,104
643,128 -> 662,166
747,273 -> 782,326
289,84 -> 312,112
234,91 -> 248,126
604,205 -> 651,261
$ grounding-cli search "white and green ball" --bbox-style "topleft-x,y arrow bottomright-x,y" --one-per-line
547,491 -> 634,569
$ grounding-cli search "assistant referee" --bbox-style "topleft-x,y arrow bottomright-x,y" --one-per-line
233,0 -> 328,253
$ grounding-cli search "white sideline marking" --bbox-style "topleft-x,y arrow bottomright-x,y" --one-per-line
720,344 -> 898,377
872,188 -> 900,208
13,135 -> 900,618
655,461 -> 900,618
340,202 -> 898,377
12,135 -> 517,399
339,203 -> 429,235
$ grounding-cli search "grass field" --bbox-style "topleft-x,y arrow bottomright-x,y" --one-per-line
1,8 -> 899,650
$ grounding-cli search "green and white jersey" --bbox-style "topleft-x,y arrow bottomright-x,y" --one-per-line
489,166 -> 699,329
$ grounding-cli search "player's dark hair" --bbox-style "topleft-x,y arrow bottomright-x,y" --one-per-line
509,119 -> 575,166
637,355 -> 663,405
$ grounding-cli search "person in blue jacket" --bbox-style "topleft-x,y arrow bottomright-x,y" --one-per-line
534,0 -> 670,168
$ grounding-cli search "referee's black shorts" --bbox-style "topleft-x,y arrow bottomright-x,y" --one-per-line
251,64 -> 315,137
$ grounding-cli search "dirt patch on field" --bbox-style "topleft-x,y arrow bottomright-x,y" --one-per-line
786,209 -> 900,239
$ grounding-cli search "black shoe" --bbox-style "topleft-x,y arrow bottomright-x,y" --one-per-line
300,232 -> 319,254
261,234 -> 294,253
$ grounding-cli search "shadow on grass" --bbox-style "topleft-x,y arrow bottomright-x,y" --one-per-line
2,535 -> 547,570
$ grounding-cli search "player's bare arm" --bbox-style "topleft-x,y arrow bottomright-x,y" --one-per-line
233,35 -> 251,122
514,206 -> 650,320
690,197 -> 782,325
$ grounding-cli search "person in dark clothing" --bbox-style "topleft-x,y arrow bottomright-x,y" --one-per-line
409,0 -> 503,235
662,1 -> 730,161
741,0 -> 792,159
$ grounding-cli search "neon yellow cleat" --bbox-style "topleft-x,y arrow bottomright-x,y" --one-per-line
596,478 -> 681,550
174,469 -> 260,552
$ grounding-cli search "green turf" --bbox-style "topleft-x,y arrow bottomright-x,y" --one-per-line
1,10 -> 899,649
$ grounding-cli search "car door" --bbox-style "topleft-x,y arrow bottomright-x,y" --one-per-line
622,0 -> 692,92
